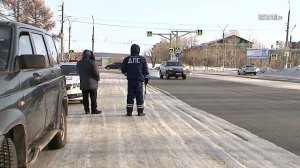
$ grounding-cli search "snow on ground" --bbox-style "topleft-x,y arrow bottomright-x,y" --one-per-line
32,72 -> 300,168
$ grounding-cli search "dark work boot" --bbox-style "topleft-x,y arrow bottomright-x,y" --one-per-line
91,109 -> 102,114
138,112 -> 145,116
126,112 -> 132,116
85,108 -> 90,114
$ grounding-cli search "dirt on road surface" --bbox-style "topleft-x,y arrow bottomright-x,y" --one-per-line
31,73 -> 300,168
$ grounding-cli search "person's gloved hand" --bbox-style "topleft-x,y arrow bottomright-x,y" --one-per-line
145,78 -> 149,85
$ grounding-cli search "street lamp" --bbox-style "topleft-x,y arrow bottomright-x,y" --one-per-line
66,16 -> 77,60
289,24 -> 296,43
218,24 -> 228,69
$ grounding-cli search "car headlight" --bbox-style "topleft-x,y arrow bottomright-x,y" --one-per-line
168,68 -> 173,71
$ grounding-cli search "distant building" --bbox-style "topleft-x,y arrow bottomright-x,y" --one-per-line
182,35 -> 252,68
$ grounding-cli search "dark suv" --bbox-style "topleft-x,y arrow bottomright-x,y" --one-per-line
0,21 -> 68,167
105,62 -> 122,70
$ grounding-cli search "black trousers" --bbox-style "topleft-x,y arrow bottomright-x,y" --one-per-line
127,80 -> 144,113
82,89 -> 97,112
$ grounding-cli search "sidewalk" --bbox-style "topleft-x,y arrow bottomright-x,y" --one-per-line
32,72 -> 300,168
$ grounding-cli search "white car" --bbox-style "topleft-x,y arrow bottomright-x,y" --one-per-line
238,64 -> 257,75
60,62 -> 83,102
159,60 -> 187,79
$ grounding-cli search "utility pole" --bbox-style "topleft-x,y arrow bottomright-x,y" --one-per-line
59,1 -> 64,61
285,0 -> 291,47
92,15 -> 95,53
66,17 -> 77,60
284,0 -> 291,69
218,24 -> 228,69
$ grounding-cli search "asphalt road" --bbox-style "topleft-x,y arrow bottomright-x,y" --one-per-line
149,74 -> 300,156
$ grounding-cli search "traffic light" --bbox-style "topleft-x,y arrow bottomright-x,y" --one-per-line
196,30 -> 203,36
147,31 -> 152,37
169,48 -> 174,54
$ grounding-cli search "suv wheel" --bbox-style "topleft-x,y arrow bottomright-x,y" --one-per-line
182,75 -> 186,80
159,71 -> 163,78
0,137 -> 17,168
48,107 -> 67,149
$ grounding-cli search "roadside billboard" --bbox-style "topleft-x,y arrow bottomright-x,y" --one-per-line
246,48 -> 269,59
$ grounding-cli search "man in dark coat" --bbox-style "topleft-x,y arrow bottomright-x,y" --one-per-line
76,50 -> 101,114
121,44 -> 149,116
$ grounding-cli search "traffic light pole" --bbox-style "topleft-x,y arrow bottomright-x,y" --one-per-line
148,30 -> 202,60
151,33 -> 173,59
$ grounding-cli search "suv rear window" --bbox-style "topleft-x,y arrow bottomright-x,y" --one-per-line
0,26 -> 11,70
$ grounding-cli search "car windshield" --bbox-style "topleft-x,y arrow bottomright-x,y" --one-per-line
0,26 -> 11,70
167,62 -> 182,66
61,65 -> 78,76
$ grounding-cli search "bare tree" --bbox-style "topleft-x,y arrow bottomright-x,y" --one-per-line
144,48 -> 159,68
0,0 -> 55,31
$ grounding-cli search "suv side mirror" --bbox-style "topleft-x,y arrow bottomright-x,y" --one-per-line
17,54 -> 46,70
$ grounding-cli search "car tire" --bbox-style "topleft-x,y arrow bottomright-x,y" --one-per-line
175,76 -> 178,79
48,107 -> 67,149
253,72 -> 257,75
0,137 -> 17,168
182,75 -> 186,80
159,71 -> 163,78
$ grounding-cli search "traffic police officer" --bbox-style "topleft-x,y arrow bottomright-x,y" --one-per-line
121,44 -> 149,116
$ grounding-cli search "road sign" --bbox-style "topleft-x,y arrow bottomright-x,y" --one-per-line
175,53 -> 180,58
69,50 -> 74,53
271,54 -> 277,60
196,30 -> 203,36
246,48 -> 269,58
175,47 -> 181,54
147,31 -> 153,37
169,48 -> 174,54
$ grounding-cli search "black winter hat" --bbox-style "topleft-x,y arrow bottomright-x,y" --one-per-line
82,49 -> 92,58
130,44 -> 140,56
